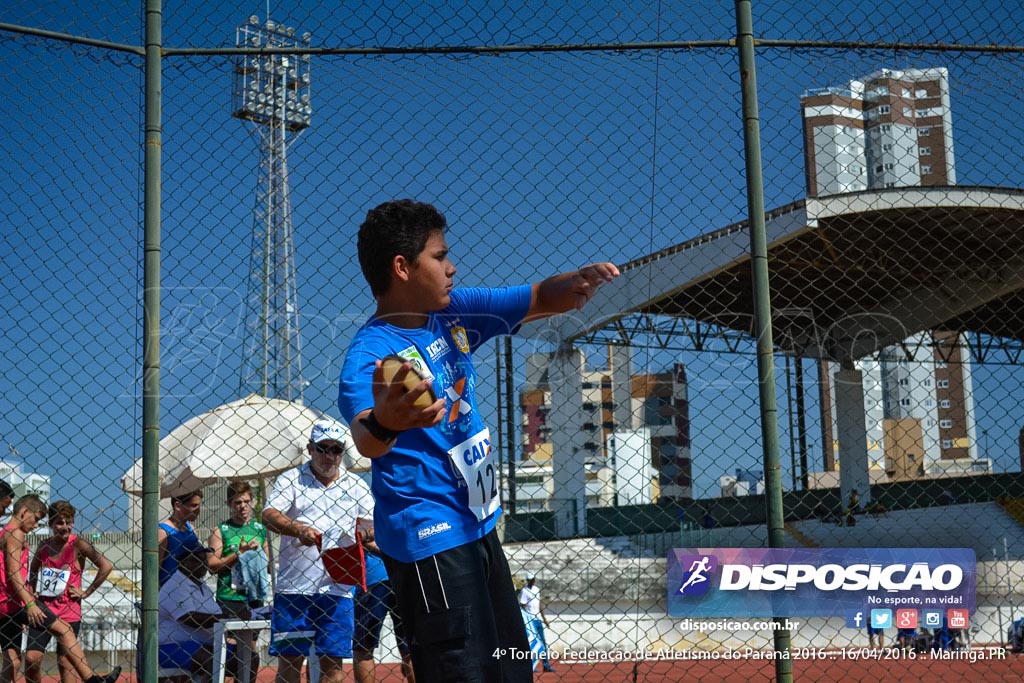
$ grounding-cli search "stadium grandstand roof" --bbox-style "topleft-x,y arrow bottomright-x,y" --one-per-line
520,186 -> 1024,362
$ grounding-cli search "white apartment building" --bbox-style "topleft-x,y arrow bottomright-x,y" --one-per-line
802,68 -> 978,474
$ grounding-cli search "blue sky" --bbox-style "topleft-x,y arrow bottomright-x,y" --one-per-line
2,1 -> 1024,530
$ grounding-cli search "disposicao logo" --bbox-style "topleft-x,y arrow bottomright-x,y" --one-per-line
676,555 -> 718,596
667,548 -> 976,618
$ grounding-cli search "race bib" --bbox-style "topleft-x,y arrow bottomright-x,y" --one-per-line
448,428 -> 499,522
37,567 -> 70,598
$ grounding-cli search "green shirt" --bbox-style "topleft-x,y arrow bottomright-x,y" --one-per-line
215,518 -> 268,602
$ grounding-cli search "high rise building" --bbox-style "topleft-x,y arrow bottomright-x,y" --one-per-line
800,67 -> 955,196
516,346 -> 692,507
802,68 -> 978,476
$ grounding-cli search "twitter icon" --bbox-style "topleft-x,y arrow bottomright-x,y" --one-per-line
870,609 -> 892,629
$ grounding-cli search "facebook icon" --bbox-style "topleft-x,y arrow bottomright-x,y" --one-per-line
845,610 -> 865,629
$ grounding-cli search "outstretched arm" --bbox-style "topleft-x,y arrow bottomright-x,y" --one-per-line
178,610 -> 222,630
262,508 -> 320,547
28,549 -> 42,592
525,262 -> 620,321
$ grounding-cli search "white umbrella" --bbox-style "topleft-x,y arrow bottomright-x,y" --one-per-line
120,393 -> 368,498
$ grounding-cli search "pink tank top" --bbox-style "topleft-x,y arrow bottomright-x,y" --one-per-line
36,534 -> 83,622
0,525 -> 29,617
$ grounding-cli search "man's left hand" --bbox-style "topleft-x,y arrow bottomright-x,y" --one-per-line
570,263 -> 620,310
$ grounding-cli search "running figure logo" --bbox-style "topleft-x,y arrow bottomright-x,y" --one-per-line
677,554 -> 718,596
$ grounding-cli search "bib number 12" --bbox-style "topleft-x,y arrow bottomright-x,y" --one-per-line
449,428 -> 499,521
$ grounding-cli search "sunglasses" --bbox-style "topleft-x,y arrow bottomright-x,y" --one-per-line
313,443 -> 345,456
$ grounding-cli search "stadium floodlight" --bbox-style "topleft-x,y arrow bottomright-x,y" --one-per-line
231,16 -> 313,402
232,18 -> 312,131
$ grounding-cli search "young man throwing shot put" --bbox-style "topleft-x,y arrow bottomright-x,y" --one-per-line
340,198 -> 618,682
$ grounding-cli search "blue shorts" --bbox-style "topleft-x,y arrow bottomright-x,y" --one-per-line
159,642 -> 241,671
354,581 -> 408,654
158,641 -> 203,669
270,593 -> 354,659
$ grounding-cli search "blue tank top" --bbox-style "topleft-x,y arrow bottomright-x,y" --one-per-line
158,521 -> 198,586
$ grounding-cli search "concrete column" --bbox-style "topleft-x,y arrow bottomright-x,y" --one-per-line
548,347 -> 587,537
608,345 -> 634,430
834,368 -> 872,509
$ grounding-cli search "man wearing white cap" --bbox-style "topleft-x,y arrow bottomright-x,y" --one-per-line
261,418 -> 373,683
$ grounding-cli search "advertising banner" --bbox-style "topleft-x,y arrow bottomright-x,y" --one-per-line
667,547 -> 975,620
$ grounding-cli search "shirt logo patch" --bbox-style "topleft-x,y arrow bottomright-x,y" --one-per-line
394,345 -> 434,380
417,521 -> 453,540
424,336 -> 451,362
451,326 -> 470,353
446,377 -> 472,422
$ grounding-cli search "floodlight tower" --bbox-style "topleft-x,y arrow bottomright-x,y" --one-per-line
232,16 -> 313,402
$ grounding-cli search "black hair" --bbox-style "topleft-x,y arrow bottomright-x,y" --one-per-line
357,199 -> 447,297
170,490 -> 203,506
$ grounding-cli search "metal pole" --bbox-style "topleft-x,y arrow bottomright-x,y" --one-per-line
1006,537 -> 1016,632
734,1 -> 792,679
504,337 -> 516,514
140,1 -> 163,682
785,354 -> 796,489
995,548 -> 1005,648
495,339 -> 505,504
796,355 -> 809,491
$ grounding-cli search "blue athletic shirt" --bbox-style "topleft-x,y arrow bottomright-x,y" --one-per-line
338,285 -> 532,563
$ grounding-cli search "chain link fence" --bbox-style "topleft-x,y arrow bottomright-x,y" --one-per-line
3,1 -> 1024,680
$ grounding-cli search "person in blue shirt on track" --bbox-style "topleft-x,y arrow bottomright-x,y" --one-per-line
339,198 -> 618,683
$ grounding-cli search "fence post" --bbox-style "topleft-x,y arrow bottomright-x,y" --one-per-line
734,1 -> 794,680
140,1 -> 164,682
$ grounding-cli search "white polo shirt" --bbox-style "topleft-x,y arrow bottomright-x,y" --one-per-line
264,462 -> 374,596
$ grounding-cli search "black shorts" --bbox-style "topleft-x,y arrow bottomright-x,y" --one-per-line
0,604 -> 58,653
26,619 -> 80,654
382,529 -> 531,683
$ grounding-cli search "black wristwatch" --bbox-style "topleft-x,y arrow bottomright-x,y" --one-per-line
360,410 -> 401,443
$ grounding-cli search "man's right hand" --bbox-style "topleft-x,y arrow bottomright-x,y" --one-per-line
26,604 -> 45,627
295,525 -> 321,547
238,536 -> 260,554
371,359 -> 445,431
